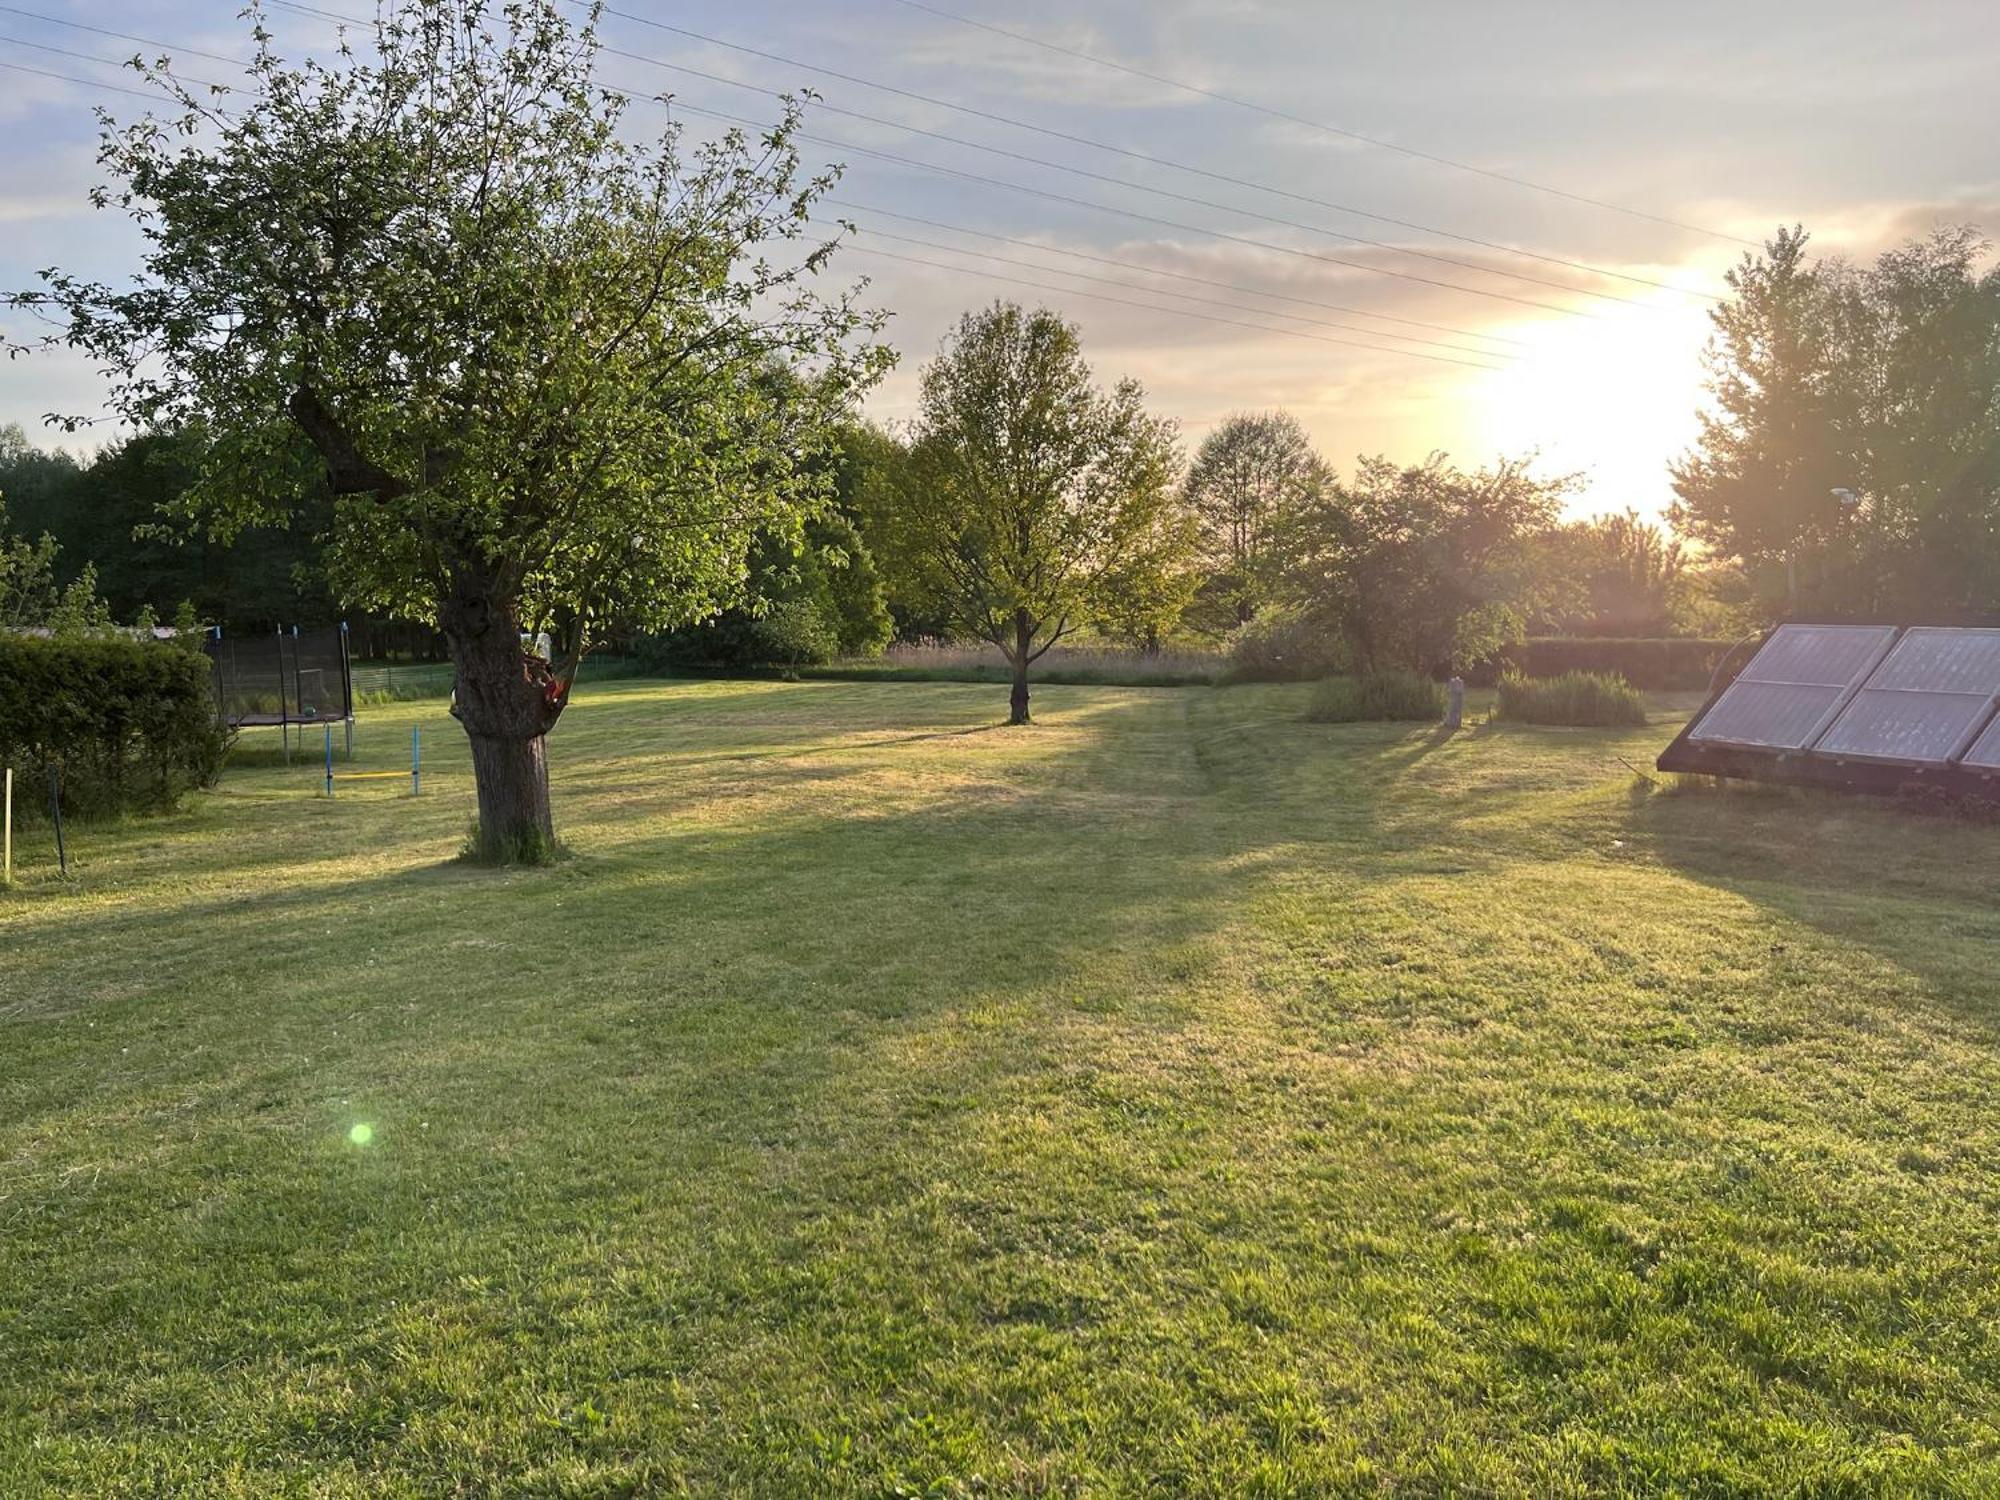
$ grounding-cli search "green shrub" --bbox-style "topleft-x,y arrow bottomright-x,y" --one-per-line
1496,670 -> 1648,726
0,633 -> 225,816
1306,670 -> 1445,723
1225,607 -> 1347,683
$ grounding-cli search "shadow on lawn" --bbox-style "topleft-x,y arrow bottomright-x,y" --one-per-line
1624,780 -> 2000,1032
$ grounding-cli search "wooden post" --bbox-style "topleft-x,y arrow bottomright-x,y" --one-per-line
47,765 -> 66,879
1445,676 -> 1465,731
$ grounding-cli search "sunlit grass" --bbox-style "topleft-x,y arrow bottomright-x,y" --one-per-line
3,678 -> 1998,1494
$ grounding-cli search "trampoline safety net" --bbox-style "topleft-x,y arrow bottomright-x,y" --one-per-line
205,625 -> 354,729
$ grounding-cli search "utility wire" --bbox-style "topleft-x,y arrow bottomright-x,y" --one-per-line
883,0 -> 1761,248
270,0 -> 1615,317
598,46 -> 1658,307
587,3 -> 1712,299
839,244 -> 1509,371
267,1 -> 1608,320
829,219 -> 1516,360
0,5 -> 246,68
0,54 -> 158,100
5,15 -> 1527,373
673,98 -> 1597,320
828,198 -> 1528,348
827,200 -> 1528,347
0,35 -> 228,94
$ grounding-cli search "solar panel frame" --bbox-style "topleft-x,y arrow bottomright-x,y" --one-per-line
1811,626 -> 2000,767
1685,624 -> 1898,752
1956,699 -> 2000,771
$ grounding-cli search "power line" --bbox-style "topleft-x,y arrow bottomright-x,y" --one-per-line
673,97 -> 1598,320
829,218 -> 1516,360
580,30 -> 1701,304
882,0 -> 1761,248
0,36 -> 228,95
0,54 -> 158,101
600,48 -> 1663,309
0,6 -> 247,68
266,2 -> 1611,320
3,15 -> 1524,376
839,244 -> 1509,371
589,3 -> 1708,303
827,200 -> 1528,347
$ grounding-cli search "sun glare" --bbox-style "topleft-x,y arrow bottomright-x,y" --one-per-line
1470,289 -> 1714,520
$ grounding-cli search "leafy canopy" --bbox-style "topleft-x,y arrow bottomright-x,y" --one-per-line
1671,224 -> 2000,617
887,302 -> 1186,664
1182,410 -> 1327,625
1273,453 -> 1574,673
7,0 -> 890,653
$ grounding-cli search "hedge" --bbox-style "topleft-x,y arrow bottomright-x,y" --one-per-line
1477,636 -> 1741,690
0,634 -> 225,817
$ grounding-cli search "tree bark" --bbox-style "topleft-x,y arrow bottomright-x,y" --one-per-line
439,571 -> 566,859
465,727 -> 553,851
1008,608 -> 1032,724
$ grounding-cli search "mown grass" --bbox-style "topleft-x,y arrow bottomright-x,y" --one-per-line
4,679 -> 1999,1494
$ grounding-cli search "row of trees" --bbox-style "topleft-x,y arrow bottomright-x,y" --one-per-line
5,0 -> 1985,854
830,308 -> 1735,719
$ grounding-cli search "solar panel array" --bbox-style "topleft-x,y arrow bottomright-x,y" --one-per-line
1813,628 -> 2000,764
1685,625 -> 1896,751
1663,624 -> 2000,792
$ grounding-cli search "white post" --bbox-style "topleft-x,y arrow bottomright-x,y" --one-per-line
3,767 -> 11,887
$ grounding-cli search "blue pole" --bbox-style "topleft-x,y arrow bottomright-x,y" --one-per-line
324,723 -> 334,798
412,726 -> 421,796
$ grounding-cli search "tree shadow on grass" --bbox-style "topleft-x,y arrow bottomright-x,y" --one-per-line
1623,778 -> 2000,1034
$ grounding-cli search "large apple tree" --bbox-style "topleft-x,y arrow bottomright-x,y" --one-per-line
6,0 -> 887,859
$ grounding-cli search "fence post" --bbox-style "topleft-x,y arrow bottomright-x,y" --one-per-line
325,724 -> 335,798
47,765 -> 66,879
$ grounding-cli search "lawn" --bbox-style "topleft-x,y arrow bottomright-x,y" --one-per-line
4,679 -> 1999,1495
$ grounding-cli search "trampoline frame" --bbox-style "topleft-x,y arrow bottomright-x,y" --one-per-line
206,622 -> 356,761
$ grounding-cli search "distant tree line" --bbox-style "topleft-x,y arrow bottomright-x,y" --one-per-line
9,199 -> 1991,745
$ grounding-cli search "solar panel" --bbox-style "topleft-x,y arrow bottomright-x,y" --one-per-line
1813,627 -> 2000,765
1686,624 -> 1897,750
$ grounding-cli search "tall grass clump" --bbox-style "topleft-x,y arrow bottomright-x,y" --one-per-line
1497,670 -> 1647,726
1306,670 -> 1444,723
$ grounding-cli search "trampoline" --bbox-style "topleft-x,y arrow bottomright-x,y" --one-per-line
205,623 -> 356,757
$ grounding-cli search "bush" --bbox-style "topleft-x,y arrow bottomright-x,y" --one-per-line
1481,636 -> 1737,690
0,633 -> 225,816
1496,670 -> 1648,726
1225,608 -> 1347,683
1306,670 -> 1445,723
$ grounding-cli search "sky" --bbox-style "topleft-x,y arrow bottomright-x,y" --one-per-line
2,0 -> 1997,521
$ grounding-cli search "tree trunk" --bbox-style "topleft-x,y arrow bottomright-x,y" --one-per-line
466,727 -> 553,851
1008,609 -> 1033,724
440,573 -> 566,860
